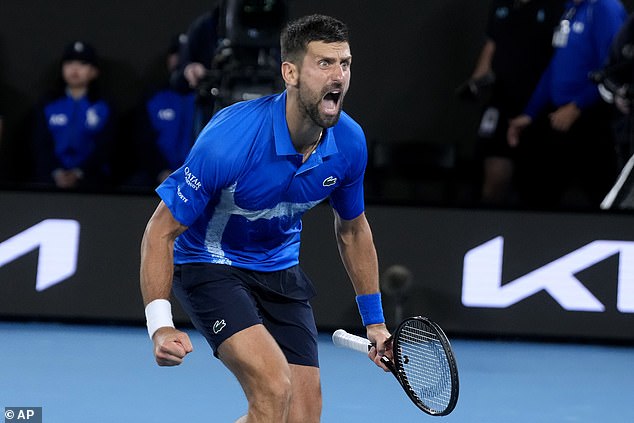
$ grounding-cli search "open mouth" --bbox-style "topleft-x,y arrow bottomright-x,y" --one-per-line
322,90 -> 342,114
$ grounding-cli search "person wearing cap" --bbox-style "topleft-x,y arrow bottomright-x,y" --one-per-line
32,40 -> 114,191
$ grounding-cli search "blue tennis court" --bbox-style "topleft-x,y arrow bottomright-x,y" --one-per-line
2,321 -> 633,422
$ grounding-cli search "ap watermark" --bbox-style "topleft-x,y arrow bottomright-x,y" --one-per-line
4,408 -> 42,422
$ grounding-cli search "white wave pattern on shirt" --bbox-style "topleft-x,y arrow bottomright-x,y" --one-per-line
204,183 -> 324,264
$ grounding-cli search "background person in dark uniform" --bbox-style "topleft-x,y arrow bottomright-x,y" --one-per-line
462,0 -> 565,206
169,5 -> 221,135
32,41 -> 115,191
508,0 -> 627,209
132,34 -> 196,189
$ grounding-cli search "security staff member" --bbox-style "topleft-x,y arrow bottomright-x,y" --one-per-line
32,41 -> 114,190
507,0 -> 627,209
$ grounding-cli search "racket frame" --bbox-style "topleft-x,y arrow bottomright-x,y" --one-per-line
390,316 -> 459,416
332,317 -> 459,416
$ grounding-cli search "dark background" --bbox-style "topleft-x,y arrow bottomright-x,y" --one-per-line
0,1 -> 488,153
3,0 -> 631,202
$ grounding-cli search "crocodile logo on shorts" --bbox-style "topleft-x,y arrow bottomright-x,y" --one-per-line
213,319 -> 226,334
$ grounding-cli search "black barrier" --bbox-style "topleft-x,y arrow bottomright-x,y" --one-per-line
1,190 -> 633,342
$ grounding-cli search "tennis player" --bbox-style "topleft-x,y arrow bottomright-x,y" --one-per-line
140,14 -> 391,423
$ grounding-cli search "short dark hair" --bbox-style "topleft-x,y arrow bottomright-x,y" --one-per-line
280,14 -> 349,63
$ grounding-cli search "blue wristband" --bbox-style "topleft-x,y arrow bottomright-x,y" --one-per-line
355,293 -> 385,326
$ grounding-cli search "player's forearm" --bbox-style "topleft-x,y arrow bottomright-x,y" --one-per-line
335,214 -> 380,295
139,204 -> 185,305
341,240 -> 379,295
140,227 -> 176,306
139,204 -> 189,340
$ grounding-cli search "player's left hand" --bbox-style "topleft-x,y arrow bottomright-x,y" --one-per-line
549,102 -> 581,132
366,323 -> 393,372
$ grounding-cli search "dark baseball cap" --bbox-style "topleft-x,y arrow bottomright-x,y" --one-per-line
61,41 -> 98,66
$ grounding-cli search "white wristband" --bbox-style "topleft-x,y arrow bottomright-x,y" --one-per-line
145,299 -> 175,339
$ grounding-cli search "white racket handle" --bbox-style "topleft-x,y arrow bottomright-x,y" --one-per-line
332,329 -> 371,354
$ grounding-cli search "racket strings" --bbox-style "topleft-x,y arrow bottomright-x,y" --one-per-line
396,323 -> 453,412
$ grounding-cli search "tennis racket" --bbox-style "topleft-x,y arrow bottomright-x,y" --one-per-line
332,316 -> 459,416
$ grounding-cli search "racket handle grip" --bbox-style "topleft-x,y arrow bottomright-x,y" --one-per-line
332,329 -> 371,354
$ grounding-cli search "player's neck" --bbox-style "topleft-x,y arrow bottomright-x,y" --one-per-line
300,130 -> 323,163
285,95 -> 324,154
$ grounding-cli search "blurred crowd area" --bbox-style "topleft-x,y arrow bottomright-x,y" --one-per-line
0,0 -> 633,212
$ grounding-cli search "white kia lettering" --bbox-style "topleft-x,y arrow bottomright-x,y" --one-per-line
0,219 -> 80,291
462,236 -> 634,313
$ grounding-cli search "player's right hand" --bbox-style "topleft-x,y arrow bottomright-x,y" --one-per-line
152,327 -> 193,366
366,323 -> 393,372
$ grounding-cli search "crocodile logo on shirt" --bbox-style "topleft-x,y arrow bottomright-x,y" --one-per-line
322,176 -> 337,187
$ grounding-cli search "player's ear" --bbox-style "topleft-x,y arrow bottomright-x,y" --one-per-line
281,61 -> 298,87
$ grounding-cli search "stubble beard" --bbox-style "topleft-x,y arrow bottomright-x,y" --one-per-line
297,81 -> 343,129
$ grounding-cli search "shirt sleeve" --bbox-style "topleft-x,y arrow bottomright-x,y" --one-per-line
156,132 -> 235,227
328,134 -> 367,221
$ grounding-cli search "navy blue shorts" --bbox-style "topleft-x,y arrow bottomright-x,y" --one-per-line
172,263 -> 319,367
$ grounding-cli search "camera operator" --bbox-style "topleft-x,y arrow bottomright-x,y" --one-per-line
170,4 -> 221,137
596,13 -> 634,209
171,0 -> 287,137
597,14 -> 634,114
597,13 -> 634,155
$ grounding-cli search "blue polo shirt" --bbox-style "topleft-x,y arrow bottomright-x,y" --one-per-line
156,91 -> 367,271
